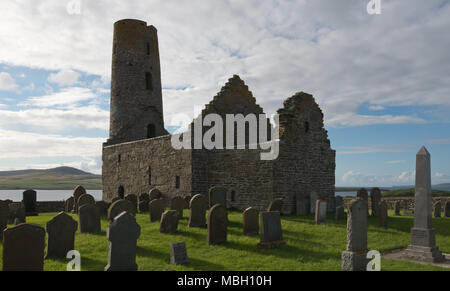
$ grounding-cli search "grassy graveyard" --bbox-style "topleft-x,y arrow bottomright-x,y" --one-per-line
1,210 -> 450,271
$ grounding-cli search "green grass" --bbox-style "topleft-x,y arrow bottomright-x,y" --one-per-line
382,188 -> 450,198
1,210 -> 449,271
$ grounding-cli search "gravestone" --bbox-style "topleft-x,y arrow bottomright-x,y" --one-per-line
46,212 -> 78,259
108,199 -> 136,222
2,223 -> 45,271
23,189 -> 38,216
170,242 -> 188,265
445,201 -> 450,218
208,186 -> 227,208
267,198 -> 283,212
111,197 -> 121,204
65,197 -> 74,212
335,206 -> 345,220
96,201 -> 109,217
434,202 -> 442,218
315,200 -> 327,225
125,194 -> 138,213
184,196 -> 192,209
379,200 -> 388,229
310,191 -> 318,214
72,185 -> 87,213
370,188 -> 381,217
258,211 -> 285,247
207,204 -> 227,245
149,198 -> 165,222
171,196 -> 185,219
77,194 -> 96,212
0,200 -> 9,233
160,210 -> 178,234
138,193 -> 150,212
335,196 -> 344,208
79,204 -> 101,234
14,218 -> 21,225
149,188 -> 162,201
295,192 -> 309,215
243,207 -> 259,235
394,201 -> 401,216
404,147 -> 444,263
105,212 -> 141,271
342,199 -> 369,271
188,194 -> 208,228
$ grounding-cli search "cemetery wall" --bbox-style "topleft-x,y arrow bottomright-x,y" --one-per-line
342,197 -> 450,210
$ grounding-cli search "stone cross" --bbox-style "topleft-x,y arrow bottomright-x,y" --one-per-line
267,199 -> 283,212
171,196 -> 185,219
3,223 -> 46,271
149,198 -> 165,222
79,204 -> 101,234
258,211 -> 285,247
315,200 -> 327,225
46,212 -> 78,258
105,211 -> 141,271
379,200 -> 388,229
342,199 -> 369,271
22,189 -> 38,216
370,188 -> 381,217
170,242 -> 189,265
433,201 -> 441,218
243,207 -> 259,235
188,194 -> 208,228
404,147 -> 444,263
207,204 -> 227,245
160,210 -> 179,233
108,199 -> 136,222
208,186 -> 227,208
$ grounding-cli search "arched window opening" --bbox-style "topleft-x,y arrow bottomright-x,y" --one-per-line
118,186 -> 125,199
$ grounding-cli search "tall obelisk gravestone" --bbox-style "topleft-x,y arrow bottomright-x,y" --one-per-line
404,147 -> 444,263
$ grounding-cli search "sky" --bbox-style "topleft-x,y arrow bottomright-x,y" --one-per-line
0,0 -> 449,187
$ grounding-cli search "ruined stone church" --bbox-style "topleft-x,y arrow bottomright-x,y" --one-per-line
102,19 -> 336,214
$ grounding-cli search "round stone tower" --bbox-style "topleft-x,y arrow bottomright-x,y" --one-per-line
107,19 -> 168,145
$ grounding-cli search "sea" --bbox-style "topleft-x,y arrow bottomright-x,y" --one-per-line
0,189 -> 103,202
0,189 -> 357,202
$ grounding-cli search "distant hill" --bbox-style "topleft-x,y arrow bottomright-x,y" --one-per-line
0,167 -> 102,190
382,188 -> 450,198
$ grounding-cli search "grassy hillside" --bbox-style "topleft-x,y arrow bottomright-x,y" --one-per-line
382,188 -> 450,198
1,210 -> 449,271
0,167 -> 102,190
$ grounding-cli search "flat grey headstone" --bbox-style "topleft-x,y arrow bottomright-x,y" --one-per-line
258,211 -> 285,247
315,200 -> 327,225
170,242 -> 188,265
309,191 -> 318,214
105,211 -> 141,271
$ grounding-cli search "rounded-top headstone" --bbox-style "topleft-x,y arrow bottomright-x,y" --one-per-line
149,188 -> 162,201
207,204 -> 228,245
243,207 -> 259,235
77,194 -> 96,211
208,186 -> 227,208
22,189 -> 38,215
65,197 -> 75,212
171,196 -> 185,219
188,194 -> 208,228
108,199 -> 136,221
73,185 -> 87,202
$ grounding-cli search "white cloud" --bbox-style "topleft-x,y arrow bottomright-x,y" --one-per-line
369,105 -> 385,111
48,69 -> 80,86
0,0 -> 448,127
0,106 -> 109,130
337,146 -> 411,155
341,170 -> 415,186
19,87 -> 97,108
0,72 -> 18,91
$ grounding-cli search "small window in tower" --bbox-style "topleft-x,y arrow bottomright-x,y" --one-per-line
145,72 -> 153,91
146,43 -> 150,55
231,190 -> 236,202
175,176 -> 180,189
148,166 -> 152,185
118,154 -> 121,163
118,186 -> 125,199
305,121 -> 310,133
147,124 -> 156,138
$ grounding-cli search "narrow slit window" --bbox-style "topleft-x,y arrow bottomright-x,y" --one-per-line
305,121 -> 310,133
145,72 -> 153,91
118,186 -> 125,199
146,43 -> 150,55
231,190 -> 236,202
148,166 -> 152,185
147,124 -> 155,138
175,176 -> 180,189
